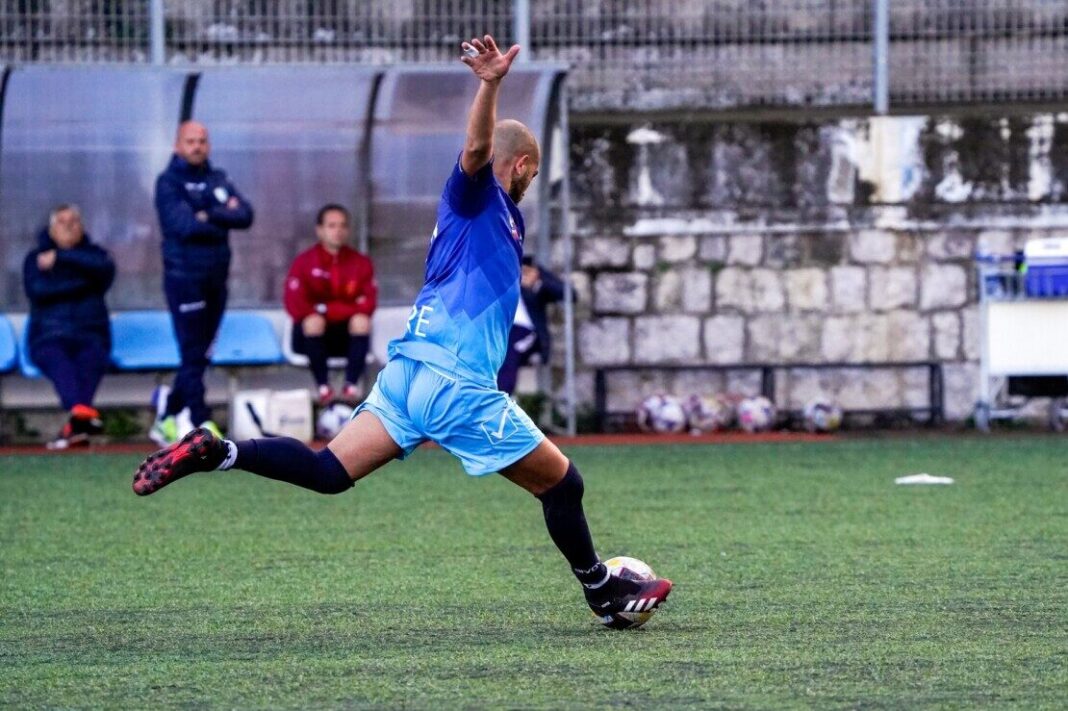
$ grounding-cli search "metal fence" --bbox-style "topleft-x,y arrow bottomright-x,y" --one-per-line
890,0 -> 1068,106
3,1 -> 1068,112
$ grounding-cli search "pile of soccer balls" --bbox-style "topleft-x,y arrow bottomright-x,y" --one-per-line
636,393 -> 842,434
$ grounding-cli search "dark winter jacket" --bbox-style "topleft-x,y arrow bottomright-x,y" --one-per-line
520,261 -> 567,363
154,155 -> 254,276
23,229 -> 114,350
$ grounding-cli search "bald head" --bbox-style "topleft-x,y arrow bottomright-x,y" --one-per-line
493,119 -> 540,204
493,119 -> 540,164
175,120 -> 210,166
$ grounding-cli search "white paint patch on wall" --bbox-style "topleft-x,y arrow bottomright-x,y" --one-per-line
850,116 -> 927,204
627,125 -> 666,207
1028,115 -> 1054,201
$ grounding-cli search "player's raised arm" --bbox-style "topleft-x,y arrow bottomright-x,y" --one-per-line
459,34 -> 520,176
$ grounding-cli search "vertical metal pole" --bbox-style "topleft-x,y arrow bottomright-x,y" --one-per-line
534,145 -> 552,429
150,0 -> 166,65
872,0 -> 889,114
560,82 -> 576,436
513,0 -> 531,60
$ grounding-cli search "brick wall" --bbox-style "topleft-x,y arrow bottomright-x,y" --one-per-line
560,115 -> 1068,420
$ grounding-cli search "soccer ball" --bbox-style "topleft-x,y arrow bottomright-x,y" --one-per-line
802,397 -> 843,433
683,394 -> 734,434
737,395 -> 776,433
315,401 -> 354,440
636,394 -> 687,433
597,556 -> 662,630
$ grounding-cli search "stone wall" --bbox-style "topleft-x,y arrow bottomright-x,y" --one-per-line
560,115 -> 1068,422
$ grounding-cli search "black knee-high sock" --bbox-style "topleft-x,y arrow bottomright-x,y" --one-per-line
304,335 -> 329,387
345,334 -> 370,385
537,461 -> 609,588
230,437 -> 353,494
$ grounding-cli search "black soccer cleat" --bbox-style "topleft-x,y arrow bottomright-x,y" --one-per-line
132,427 -> 227,496
585,574 -> 673,629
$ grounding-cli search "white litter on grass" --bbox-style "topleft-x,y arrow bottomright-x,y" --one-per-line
895,473 -> 955,485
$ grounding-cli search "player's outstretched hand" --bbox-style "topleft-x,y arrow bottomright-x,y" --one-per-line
460,34 -> 520,83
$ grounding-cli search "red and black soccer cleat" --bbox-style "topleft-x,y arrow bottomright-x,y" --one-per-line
584,574 -> 673,626
132,427 -> 227,496
70,404 -> 104,436
46,419 -> 87,450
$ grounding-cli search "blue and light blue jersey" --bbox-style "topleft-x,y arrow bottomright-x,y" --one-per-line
389,157 -> 525,388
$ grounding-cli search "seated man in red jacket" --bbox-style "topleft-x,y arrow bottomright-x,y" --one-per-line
284,204 -> 377,404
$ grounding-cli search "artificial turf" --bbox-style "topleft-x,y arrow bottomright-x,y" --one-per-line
1,435 -> 1066,708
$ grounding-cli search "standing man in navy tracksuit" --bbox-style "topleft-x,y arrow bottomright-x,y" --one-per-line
23,204 -> 114,449
496,257 -> 568,395
151,120 -> 254,445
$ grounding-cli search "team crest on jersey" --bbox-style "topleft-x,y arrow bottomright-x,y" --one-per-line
509,215 -> 520,243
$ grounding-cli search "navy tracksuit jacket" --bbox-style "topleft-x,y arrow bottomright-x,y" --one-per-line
23,229 -> 114,410
497,262 -> 567,395
155,155 -> 253,424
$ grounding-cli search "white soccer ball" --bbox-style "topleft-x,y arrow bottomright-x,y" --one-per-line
315,402 -> 354,440
737,395 -> 776,433
597,556 -> 661,630
802,397 -> 843,433
636,394 -> 687,433
683,394 -> 734,434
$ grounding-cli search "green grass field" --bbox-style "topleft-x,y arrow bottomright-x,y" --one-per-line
2,436 -> 1066,708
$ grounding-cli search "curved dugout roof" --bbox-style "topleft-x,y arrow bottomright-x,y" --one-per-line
369,65 -> 566,305
0,64 -> 566,312
0,66 -> 189,310
189,67 -> 380,307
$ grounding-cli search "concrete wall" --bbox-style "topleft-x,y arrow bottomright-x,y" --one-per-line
562,114 -> 1068,421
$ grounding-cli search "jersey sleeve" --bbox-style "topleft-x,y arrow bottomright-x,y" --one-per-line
283,254 -> 316,321
353,257 -> 377,316
443,155 -> 496,217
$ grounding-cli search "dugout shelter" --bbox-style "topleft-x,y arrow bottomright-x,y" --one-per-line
0,64 -> 575,433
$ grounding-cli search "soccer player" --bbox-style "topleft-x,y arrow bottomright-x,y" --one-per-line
132,35 -> 672,625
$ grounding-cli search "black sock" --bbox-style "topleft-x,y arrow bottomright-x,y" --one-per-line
304,335 -> 329,387
345,334 -> 370,385
232,437 -> 353,494
536,461 -> 608,588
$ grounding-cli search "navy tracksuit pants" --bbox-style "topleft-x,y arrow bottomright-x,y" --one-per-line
163,270 -> 227,425
31,335 -> 110,411
496,325 -> 538,395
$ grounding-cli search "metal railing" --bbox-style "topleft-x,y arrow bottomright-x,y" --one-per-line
3,1 -> 1068,112
889,0 -> 1068,106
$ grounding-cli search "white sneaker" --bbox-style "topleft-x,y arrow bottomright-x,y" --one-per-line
150,385 -> 171,420
149,415 -> 179,447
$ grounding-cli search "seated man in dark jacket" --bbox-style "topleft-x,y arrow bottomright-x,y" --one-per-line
23,204 -> 115,449
497,257 -> 567,395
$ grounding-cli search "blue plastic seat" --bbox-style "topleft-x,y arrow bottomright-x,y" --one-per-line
212,312 -> 283,366
0,315 -> 16,374
110,310 -> 180,371
17,321 -> 42,378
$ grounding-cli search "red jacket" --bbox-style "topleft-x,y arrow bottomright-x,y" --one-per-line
284,244 -> 377,323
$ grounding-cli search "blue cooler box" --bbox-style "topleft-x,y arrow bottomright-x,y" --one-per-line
1024,238 -> 1068,297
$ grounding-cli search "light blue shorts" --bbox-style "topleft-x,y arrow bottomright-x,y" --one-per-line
354,356 -> 545,476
